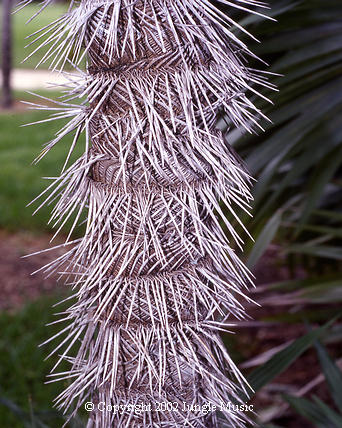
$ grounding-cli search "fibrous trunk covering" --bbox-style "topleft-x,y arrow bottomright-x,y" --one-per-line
26,0 -> 269,426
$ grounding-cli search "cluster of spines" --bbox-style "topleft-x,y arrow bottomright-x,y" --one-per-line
22,0 -> 273,426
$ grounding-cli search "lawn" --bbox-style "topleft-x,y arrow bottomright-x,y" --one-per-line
0,96 -> 84,234
0,293 -> 84,428
11,3 -> 68,69
0,94 -> 86,426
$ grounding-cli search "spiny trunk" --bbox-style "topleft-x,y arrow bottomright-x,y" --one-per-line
26,0 -> 270,426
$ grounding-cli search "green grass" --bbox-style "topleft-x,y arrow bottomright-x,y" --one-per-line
11,3 -> 68,69
0,98 -> 86,427
0,293 -> 84,428
0,99 -> 84,233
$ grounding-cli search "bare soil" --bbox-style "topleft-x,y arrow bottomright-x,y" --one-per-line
0,229 -> 67,310
0,100 -> 31,114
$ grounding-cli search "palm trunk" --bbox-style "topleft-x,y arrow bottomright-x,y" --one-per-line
27,0 -> 269,426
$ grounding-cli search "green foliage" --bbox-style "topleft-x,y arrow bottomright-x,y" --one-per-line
283,395 -> 342,428
224,1 -> 342,425
244,325 -> 342,427
246,210 -> 282,268
0,293 -> 82,427
314,340 -> 342,411
11,3 -> 67,69
232,0 -> 342,264
282,341 -> 342,428
246,319 -> 335,396
0,103 -> 83,233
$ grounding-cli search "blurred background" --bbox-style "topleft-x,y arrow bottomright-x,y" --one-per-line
0,0 -> 341,427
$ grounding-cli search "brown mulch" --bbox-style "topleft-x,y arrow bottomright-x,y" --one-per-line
0,229 -> 67,311
237,247 -> 340,427
0,100 -> 31,114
